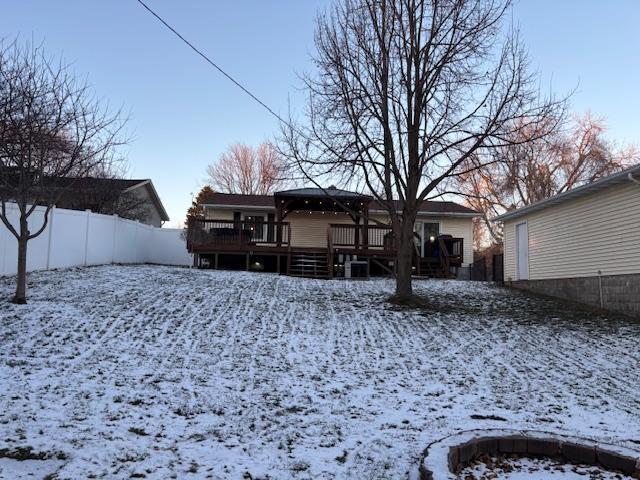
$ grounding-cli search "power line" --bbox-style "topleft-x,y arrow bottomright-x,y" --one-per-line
135,0 -> 289,127
133,0 -> 389,222
133,2 -> 339,185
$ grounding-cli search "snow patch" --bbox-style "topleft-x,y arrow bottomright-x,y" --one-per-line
0,266 -> 638,479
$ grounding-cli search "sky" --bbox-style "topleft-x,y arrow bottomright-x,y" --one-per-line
1,1 -> 638,227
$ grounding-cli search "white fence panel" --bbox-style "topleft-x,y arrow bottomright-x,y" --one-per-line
149,228 -> 192,266
0,204 -> 21,275
0,202 -> 191,276
25,208 -> 50,272
135,224 -> 153,264
0,203 -> 50,275
0,205 -> 21,275
86,213 -> 117,266
48,209 -> 88,269
113,218 -> 138,264
0,209 -> 7,275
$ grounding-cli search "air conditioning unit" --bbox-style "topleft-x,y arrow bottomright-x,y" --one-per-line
345,260 -> 369,279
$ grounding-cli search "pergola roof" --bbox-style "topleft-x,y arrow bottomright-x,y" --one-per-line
370,199 -> 477,216
274,187 -> 373,201
274,187 -> 371,217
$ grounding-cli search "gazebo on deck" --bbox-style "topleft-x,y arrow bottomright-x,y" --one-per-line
274,186 -> 374,247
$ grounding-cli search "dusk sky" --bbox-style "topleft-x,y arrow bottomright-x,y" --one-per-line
1,0 -> 638,227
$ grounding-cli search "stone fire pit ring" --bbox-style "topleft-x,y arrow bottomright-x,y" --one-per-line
420,429 -> 640,479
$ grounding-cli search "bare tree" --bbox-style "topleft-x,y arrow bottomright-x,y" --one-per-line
0,40 -> 126,303
457,112 -> 637,244
281,0 -> 562,303
207,142 -> 288,195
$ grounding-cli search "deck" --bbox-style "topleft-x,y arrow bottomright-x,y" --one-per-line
187,219 -> 464,278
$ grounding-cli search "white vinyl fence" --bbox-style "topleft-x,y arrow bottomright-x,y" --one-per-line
0,202 -> 191,276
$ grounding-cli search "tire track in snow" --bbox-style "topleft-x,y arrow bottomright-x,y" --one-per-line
2,266 -> 639,480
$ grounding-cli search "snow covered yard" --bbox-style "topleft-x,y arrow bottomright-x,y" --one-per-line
0,265 -> 639,479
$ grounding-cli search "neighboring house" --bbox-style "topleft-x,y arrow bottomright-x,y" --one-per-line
51,178 -> 169,227
494,163 -> 640,317
186,186 -> 477,278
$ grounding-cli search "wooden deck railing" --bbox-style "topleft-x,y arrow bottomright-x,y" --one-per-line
438,236 -> 464,267
329,224 -> 395,250
188,219 -> 463,270
187,219 -> 290,249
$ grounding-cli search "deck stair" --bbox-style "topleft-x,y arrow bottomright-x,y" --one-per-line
419,257 -> 451,278
288,250 -> 330,278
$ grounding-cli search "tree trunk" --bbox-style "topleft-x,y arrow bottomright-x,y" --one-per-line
393,219 -> 416,303
12,219 -> 28,304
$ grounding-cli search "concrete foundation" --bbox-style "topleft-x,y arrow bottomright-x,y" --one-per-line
509,273 -> 640,318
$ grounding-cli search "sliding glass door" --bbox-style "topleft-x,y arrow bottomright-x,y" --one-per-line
244,215 -> 265,242
422,222 -> 440,257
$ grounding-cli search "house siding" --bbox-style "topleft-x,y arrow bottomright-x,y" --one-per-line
131,187 -> 164,227
503,218 -> 517,281
439,217 -> 474,267
289,212 -> 355,248
503,182 -> 640,281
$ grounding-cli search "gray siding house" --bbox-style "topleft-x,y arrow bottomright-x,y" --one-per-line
495,164 -> 640,317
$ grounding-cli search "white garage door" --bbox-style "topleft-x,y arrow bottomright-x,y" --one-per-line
515,222 -> 529,280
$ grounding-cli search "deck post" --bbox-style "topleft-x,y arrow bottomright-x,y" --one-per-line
276,202 -> 283,247
214,253 -> 218,270
363,203 -> 369,249
277,254 -> 281,274
246,253 -> 250,271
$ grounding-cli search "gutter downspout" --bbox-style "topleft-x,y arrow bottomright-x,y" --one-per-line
628,173 -> 640,186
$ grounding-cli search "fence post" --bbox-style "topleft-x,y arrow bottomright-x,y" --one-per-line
83,210 -> 91,266
45,206 -> 56,270
0,204 -> 10,275
134,220 -> 139,264
112,214 -> 118,264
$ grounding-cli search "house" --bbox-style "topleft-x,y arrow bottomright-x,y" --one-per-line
186,186 -> 477,278
2,171 -> 170,227
494,163 -> 640,317
51,177 -> 169,227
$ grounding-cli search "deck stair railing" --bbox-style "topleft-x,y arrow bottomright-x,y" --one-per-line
437,236 -> 464,277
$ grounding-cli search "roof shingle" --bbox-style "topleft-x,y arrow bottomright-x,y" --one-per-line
200,192 -> 275,207
200,190 -> 477,215
372,199 -> 477,215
